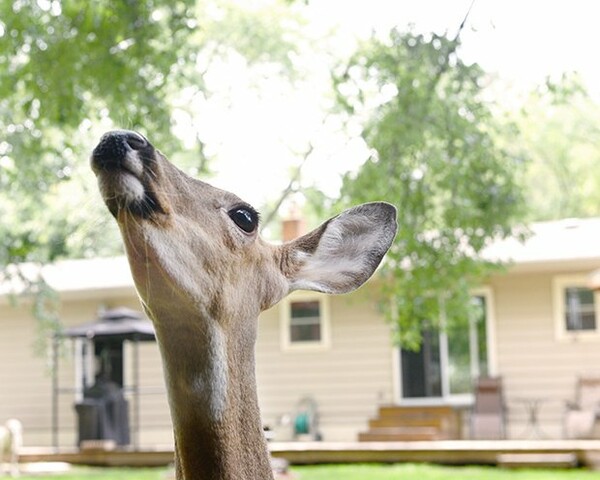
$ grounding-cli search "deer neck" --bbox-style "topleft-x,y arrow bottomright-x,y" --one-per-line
148,305 -> 274,480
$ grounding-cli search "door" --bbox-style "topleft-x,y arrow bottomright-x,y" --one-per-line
398,292 -> 492,402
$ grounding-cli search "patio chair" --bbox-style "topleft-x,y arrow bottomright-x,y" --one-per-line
471,376 -> 506,440
564,376 -> 600,439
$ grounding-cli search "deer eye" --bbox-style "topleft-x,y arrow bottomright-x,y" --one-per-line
228,206 -> 259,234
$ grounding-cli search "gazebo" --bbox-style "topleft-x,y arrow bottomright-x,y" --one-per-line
51,307 -> 155,449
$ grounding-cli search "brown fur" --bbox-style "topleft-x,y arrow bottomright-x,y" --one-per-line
91,131 -> 397,480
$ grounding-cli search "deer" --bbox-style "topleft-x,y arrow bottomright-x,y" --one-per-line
91,130 -> 397,480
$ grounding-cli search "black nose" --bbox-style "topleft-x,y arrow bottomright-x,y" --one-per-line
92,130 -> 148,167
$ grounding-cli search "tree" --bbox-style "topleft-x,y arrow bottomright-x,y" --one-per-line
509,74 -> 600,221
0,0 -> 198,263
0,0 -> 305,342
333,29 -> 526,348
0,0 -> 304,265
0,0 -> 199,339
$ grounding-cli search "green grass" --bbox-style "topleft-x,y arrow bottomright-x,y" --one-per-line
291,463 -> 600,480
16,467 -> 167,480
13,464 -> 600,480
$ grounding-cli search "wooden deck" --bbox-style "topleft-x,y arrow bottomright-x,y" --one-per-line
20,445 -> 175,467
19,440 -> 600,469
271,440 -> 600,468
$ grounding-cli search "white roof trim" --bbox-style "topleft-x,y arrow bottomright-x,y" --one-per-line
483,217 -> 600,266
1,256 -> 134,297
2,217 -> 600,297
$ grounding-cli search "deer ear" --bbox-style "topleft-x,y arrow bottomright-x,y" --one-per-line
284,202 -> 397,294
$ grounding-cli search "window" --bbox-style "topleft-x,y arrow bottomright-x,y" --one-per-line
280,294 -> 330,351
290,301 -> 321,342
396,289 -> 494,403
565,287 -> 596,331
553,275 -> 600,339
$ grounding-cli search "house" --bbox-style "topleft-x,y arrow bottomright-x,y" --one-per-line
1,217 -> 600,448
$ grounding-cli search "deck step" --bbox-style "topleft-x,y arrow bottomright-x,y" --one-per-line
358,427 -> 441,442
378,405 -> 455,418
369,417 -> 447,429
497,453 -> 578,468
359,405 -> 461,442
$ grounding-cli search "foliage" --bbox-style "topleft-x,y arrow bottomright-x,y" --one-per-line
0,0 -> 304,259
0,0 -> 305,345
509,73 -> 600,221
0,0 -> 198,267
333,30 -> 526,348
0,0 -> 305,267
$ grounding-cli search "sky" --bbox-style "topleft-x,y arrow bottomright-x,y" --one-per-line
177,0 -> 600,218
313,1 -> 600,93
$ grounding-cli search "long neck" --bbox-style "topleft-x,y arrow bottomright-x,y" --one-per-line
150,307 -> 274,480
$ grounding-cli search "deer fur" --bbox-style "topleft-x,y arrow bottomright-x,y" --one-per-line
91,130 -> 397,480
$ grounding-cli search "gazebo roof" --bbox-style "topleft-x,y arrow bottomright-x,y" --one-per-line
62,307 -> 155,342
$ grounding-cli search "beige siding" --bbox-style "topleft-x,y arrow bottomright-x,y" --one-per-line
0,292 -> 172,448
1,282 -> 394,446
256,288 -> 394,441
0,303 -> 54,446
489,267 -> 600,438
5,261 -> 600,445
130,342 -> 172,447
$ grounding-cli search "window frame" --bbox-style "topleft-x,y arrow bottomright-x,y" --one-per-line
392,287 -> 496,405
280,292 -> 331,352
553,274 -> 600,341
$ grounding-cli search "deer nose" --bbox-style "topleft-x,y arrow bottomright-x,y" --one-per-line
91,130 -> 148,169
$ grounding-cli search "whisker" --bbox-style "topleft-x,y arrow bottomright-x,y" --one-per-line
145,168 -> 159,180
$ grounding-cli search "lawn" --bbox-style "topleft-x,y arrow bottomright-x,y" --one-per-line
12,464 -> 600,480
15,467 -> 164,480
291,464 -> 600,480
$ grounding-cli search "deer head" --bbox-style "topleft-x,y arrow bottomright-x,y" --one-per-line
91,130 -> 397,480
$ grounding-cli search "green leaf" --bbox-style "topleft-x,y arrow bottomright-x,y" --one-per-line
334,29 -> 526,347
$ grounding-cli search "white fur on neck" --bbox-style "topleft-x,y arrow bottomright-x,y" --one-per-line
192,321 -> 228,422
145,228 -> 204,303
145,228 -> 229,422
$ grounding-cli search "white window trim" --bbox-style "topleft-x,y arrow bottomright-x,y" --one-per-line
472,286 -> 498,377
280,292 -> 331,352
553,274 -> 600,341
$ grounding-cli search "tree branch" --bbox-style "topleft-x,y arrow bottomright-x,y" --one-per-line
426,0 -> 476,96
260,143 -> 314,231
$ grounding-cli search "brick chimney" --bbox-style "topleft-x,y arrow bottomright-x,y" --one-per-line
282,203 -> 306,242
